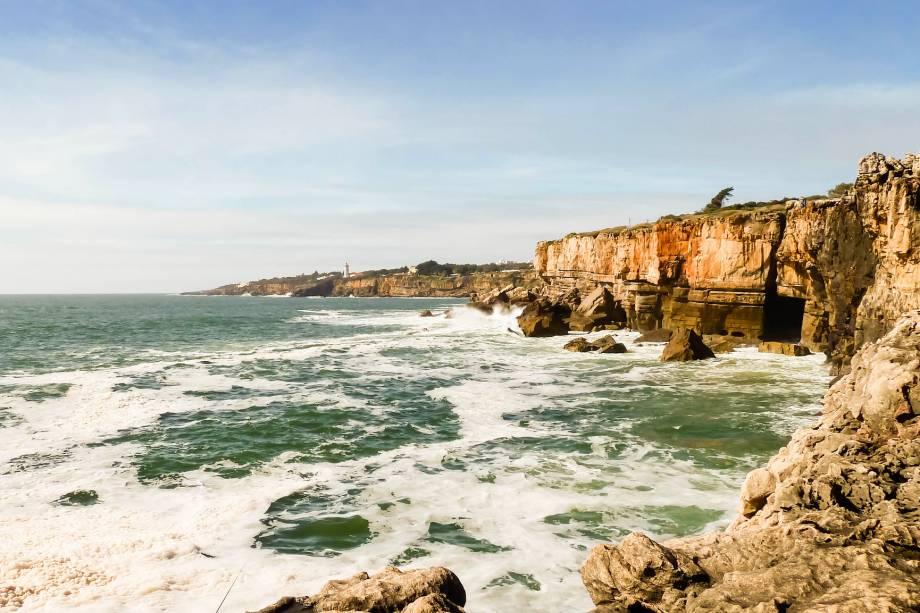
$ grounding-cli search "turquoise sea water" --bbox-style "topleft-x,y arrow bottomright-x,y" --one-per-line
0,295 -> 830,612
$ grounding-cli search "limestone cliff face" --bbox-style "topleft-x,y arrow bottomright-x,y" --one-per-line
331,270 -> 541,298
535,152 -> 920,369
535,209 -> 786,337
776,153 -> 920,366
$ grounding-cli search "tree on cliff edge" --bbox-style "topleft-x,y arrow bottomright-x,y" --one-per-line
705,186 -> 734,211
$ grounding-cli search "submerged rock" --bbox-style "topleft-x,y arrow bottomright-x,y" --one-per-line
580,311 -> 920,611
564,337 -> 595,352
419,310 -> 435,317
592,335 -> 627,354
758,341 -> 811,356
659,329 -> 715,361
252,566 -> 466,613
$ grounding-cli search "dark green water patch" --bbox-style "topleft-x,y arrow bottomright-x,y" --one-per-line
22,383 -> 71,402
256,514 -> 373,556
255,486 -> 375,556
543,509 -> 631,542
0,407 -> 23,428
390,546 -> 431,566
485,572 -> 541,591
54,489 -> 99,506
183,385 -> 283,401
102,390 -> 459,481
425,522 -> 511,553
639,504 -> 724,536
112,372 -> 173,392
544,504 -> 723,541
4,449 -> 72,473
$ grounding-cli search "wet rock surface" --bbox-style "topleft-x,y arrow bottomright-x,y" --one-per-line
516,298 -> 572,337
252,567 -> 466,613
758,341 -> 811,356
659,329 -> 715,362
563,335 -> 628,354
581,312 -> 920,612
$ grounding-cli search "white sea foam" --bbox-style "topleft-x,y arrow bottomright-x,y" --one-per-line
0,301 -> 831,612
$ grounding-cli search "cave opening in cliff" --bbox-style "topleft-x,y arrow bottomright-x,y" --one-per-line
763,292 -> 805,342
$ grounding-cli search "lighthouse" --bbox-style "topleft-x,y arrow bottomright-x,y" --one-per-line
344,262 -> 350,278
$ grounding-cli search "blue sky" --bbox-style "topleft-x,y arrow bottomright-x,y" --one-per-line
2,1 -> 919,292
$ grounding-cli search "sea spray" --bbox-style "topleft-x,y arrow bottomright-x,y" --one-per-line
0,295 -> 829,611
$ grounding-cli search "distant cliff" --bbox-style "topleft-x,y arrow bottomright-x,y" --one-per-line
326,270 -> 541,298
186,269 -> 540,299
182,274 -> 338,296
535,152 -> 920,371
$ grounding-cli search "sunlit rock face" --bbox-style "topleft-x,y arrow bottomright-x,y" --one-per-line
332,270 -> 542,297
535,152 -> 920,371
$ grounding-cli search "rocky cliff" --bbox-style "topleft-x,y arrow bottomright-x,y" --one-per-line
330,270 -> 541,298
535,152 -> 920,371
183,275 -> 337,296
186,270 -> 540,299
580,310 -> 920,612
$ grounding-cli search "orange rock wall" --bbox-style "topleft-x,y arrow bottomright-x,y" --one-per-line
535,152 -> 920,369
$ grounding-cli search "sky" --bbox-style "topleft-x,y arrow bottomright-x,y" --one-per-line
1,1 -> 919,293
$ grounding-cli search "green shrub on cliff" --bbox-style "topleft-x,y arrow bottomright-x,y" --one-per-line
703,186 -> 734,212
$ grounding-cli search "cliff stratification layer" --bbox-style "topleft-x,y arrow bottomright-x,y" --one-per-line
328,270 -> 540,298
580,311 -> 920,612
535,152 -> 920,370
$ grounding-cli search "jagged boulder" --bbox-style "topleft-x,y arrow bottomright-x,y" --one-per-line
251,567 -> 466,613
419,310 -> 435,317
564,337 -> 595,352
758,341 -> 811,356
517,299 -> 571,337
659,329 -> 715,361
580,312 -> 920,612
577,286 -> 616,316
593,335 -> 627,354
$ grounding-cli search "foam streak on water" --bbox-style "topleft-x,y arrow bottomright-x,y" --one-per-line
0,296 -> 830,612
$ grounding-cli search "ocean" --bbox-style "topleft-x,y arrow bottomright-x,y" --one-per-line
0,295 -> 830,612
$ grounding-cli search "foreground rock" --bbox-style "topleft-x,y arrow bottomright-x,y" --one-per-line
253,567 -> 466,613
581,311 -> 920,612
659,329 -> 715,361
